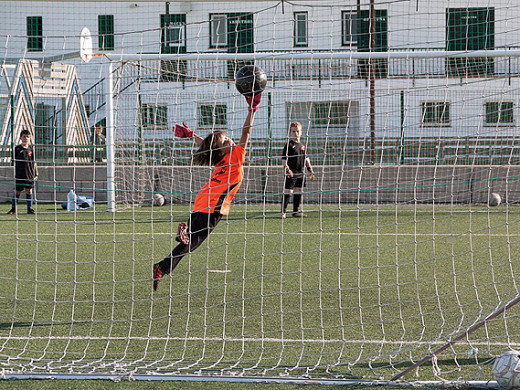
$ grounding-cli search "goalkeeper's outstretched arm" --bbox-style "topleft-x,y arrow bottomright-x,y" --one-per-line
238,110 -> 255,149
239,92 -> 261,148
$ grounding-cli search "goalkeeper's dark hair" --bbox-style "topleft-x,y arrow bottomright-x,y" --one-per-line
193,131 -> 227,166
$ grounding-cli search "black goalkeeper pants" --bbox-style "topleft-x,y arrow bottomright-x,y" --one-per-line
157,211 -> 223,275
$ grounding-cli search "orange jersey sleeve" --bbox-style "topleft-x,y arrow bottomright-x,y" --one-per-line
193,145 -> 246,215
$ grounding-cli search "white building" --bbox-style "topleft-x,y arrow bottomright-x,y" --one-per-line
1,0 -> 520,164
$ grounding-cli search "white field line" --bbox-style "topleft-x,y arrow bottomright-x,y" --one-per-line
1,232 -> 519,237
0,335 -> 518,347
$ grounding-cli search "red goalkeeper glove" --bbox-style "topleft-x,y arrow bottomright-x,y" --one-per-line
245,93 -> 262,112
174,122 -> 194,138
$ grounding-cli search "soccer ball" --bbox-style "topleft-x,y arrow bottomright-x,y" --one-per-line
235,65 -> 267,96
492,351 -> 520,389
489,192 -> 502,207
152,193 -> 165,207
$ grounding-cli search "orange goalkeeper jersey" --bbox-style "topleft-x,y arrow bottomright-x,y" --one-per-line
193,144 -> 246,215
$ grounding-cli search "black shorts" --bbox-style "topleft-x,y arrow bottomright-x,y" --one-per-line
158,211 -> 223,275
187,211 -> 223,249
284,175 -> 305,190
15,179 -> 34,192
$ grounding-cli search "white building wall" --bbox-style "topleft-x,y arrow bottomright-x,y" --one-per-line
2,1 -> 519,55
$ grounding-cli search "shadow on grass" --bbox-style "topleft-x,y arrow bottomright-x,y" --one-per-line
349,357 -> 487,370
0,320 -> 85,330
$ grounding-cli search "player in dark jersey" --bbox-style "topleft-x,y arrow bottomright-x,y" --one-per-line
152,93 -> 261,291
281,121 -> 314,218
8,129 -> 38,215
93,123 -> 106,163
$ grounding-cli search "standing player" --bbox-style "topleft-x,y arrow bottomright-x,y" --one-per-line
8,129 -> 38,215
281,121 -> 314,218
93,123 -> 106,163
152,93 -> 262,291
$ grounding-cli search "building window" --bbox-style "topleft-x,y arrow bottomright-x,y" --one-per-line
294,12 -> 308,47
341,11 -> 358,46
160,60 -> 187,82
198,104 -> 227,128
166,23 -> 184,47
485,102 -> 514,126
98,15 -> 114,51
27,16 -> 43,52
161,14 -> 186,53
313,101 -> 354,126
287,100 -> 360,137
210,14 -> 227,48
421,102 -> 450,126
446,8 -> 494,76
140,104 -> 168,129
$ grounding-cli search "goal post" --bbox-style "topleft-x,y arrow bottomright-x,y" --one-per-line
105,61 -> 116,212
103,48 -> 520,207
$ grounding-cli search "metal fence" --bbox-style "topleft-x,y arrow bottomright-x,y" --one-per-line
116,48 -> 520,84
2,137 -> 517,167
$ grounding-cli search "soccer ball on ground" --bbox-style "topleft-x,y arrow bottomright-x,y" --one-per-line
489,192 -> 502,207
152,193 -> 165,207
492,351 -> 520,389
235,65 -> 267,96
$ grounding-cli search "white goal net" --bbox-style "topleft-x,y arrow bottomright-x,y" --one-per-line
2,0 -> 520,386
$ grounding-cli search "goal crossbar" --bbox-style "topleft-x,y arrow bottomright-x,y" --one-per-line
104,49 -> 520,62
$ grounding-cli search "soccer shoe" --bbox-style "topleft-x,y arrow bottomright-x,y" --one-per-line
176,222 -> 189,245
152,264 -> 163,291
281,213 -> 287,219
7,209 -> 16,215
292,211 -> 307,218
27,208 -> 35,215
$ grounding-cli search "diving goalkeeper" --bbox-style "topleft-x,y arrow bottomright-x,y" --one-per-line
152,93 -> 261,291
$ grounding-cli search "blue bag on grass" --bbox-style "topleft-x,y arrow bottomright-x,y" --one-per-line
61,190 -> 94,210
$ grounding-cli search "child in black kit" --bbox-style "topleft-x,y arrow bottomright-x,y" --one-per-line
8,129 -> 38,215
281,121 -> 314,218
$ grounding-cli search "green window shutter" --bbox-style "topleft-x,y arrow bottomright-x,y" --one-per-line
198,104 -> 227,128
226,13 -> 254,79
356,9 -> 388,78
501,102 -> 514,124
227,13 -> 254,54
98,15 -> 114,51
27,16 -> 43,52
159,14 -> 186,82
446,8 -> 494,76
447,8 -> 494,51
485,102 -> 514,125
357,9 -> 388,52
